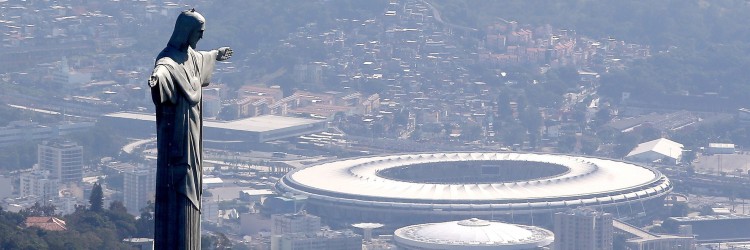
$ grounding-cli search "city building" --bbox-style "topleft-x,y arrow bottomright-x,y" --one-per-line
698,242 -> 750,249
38,140 -> 83,184
122,238 -> 154,250
352,223 -> 383,242
24,216 -> 67,231
0,121 -> 94,147
276,152 -> 672,228
393,218 -> 554,249
239,213 -> 273,236
666,214 -> 750,242
240,189 -> 275,203
553,209 -> 613,250
53,58 -> 92,90
268,212 -> 362,250
625,233 -> 695,250
102,112 -> 328,146
263,195 -> 308,215
53,194 -> 78,216
272,229 -> 362,250
123,165 -> 156,215
272,212 -> 322,235
362,237 -> 396,250
706,143 -> 735,155
19,166 -> 59,202
614,219 -> 695,250
202,197 -> 219,224
625,138 -> 684,165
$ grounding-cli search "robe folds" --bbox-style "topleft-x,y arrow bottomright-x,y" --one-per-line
150,45 -> 217,250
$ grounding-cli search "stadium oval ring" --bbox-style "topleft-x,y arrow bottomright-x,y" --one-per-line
275,152 -> 672,222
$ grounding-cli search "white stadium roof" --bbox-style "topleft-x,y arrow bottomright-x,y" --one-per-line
104,112 -> 324,132
626,138 -> 683,160
276,152 -> 672,216
281,152 -> 667,202
394,218 -> 554,249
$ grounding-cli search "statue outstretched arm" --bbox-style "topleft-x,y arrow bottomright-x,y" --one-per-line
197,47 -> 232,87
216,47 -> 232,61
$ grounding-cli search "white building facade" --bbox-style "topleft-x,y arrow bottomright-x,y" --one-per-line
38,140 -> 83,184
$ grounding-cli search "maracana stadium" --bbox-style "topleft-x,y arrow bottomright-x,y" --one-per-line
275,152 -> 672,227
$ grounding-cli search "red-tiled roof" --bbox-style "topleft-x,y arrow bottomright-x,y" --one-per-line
24,216 -> 67,231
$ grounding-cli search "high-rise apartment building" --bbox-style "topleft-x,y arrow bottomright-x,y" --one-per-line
272,211 -> 322,235
274,229 -> 362,250
270,212 -> 362,250
554,209 -> 614,250
38,140 -> 83,184
19,167 -> 59,203
123,165 -> 156,215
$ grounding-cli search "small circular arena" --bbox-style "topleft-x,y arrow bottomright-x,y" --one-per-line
393,218 -> 554,250
275,152 -> 672,227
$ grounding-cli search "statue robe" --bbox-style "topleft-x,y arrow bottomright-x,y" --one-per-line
150,46 -> 216,250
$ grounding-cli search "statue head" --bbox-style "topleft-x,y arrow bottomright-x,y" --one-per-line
167,9 -> 206,51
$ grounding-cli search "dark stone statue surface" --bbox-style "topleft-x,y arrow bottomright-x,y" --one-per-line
148,9 -> 231,250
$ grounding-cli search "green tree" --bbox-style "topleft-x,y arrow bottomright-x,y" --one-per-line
699,205 -> 714,216
596,127 -> 620,144
20,202 -> 56,217
557,134 -> 577,153
135,201 -> 155,238
89,183 -> 103,212
0,189 -> 139,249
497,92 -> 513,121
108,201 -> 127,214
580,135 -> 601,155
520,106 -> 542,129
105,201 -> 137,240
681,149 -> 697,166
637,126 -> 662,142
201,235 -> 215,250
670,203 -> 689,217
460,123 -> 483,142
613,132 -> 641,158
502,122 -> 527,147
202,233 -> 233,250
594,108 -> 612,126
613,233 -> 628,250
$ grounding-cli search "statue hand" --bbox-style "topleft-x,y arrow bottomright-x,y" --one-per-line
148,74 -> 158,87
217,47 -> 232,61
148,66 -> 167,87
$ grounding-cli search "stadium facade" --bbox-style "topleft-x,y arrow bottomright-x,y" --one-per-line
102,112 -> 327,148
275,152 -> 672,227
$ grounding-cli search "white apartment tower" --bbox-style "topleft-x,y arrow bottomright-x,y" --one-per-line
123,165 -> 156,215
272,211 -> 322,235
554,209 -> 614,250
19,166 -> 59,203
38,140 -> 83,184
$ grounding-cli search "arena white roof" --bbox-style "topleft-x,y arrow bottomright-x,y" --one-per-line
626,138 -> 683,160
282,152 -> 667,202
207,115 -> 324,132
104,112 -> 325,132
394,218 -> 554,249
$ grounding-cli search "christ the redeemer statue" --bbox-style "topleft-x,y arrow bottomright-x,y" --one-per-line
148,9 -> 232,249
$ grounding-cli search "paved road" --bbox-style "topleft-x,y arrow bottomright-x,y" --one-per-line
421,0 -> 478,33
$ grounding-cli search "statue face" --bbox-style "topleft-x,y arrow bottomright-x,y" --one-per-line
167,9 -> 206,51
188,28 -> 204,49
